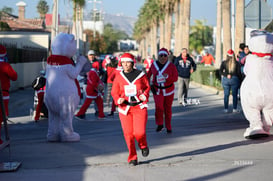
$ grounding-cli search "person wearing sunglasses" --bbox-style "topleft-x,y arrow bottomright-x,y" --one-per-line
147,48 -> 178,133
174,48 -> 196,106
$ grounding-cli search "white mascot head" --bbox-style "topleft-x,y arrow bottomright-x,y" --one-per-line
248,30 -> 273,54
51,33 -> 77,58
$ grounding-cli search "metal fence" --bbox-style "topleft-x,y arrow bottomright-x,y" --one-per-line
1,43 -> 48,63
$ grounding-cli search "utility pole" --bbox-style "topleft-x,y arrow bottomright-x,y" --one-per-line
88,0 -> 102,39
259,0 -> 262,29
51,0 -> 59,41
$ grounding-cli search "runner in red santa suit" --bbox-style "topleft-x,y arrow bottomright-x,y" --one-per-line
111,53 -> 150,166
147,48 -> 178,133
75,68 -> 105,119
143,55 -> 154,73
0,44 -> 18,144
33,85 -> 47,122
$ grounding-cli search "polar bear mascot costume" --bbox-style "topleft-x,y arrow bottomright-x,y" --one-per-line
241,30 -> 273,139
45,33 -> 87,142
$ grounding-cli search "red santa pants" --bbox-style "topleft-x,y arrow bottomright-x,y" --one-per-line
76,96 -> 105,118
153,93 -> 174,130
119,106 -> 148,162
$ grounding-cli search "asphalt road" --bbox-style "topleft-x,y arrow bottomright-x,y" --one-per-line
1,82 -> 273,181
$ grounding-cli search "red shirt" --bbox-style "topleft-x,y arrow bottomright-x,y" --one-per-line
201,54 -> 215,65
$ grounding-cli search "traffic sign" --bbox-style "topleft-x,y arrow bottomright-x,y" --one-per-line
245,0 -> 272,29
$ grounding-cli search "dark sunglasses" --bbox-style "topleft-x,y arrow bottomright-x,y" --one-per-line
159,54 -> 168,57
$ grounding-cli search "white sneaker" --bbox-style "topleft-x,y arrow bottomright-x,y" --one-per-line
224,109 -> 228,113
232,109 -> 240,113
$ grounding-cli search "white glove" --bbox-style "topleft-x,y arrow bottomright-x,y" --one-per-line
139,94 -> 146,101
118,98 -> 125,104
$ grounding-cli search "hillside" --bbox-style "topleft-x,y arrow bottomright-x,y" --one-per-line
104,13 -> 137,37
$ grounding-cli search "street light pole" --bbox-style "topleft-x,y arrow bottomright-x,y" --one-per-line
51,0 -> 59,41
259,0 -> 262,29
88,0 -> 102,39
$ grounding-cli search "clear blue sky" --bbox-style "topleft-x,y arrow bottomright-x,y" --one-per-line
1,0 -> 273,26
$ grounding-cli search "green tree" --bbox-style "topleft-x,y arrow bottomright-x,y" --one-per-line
36,0 -> 49,19
0,21 -> 11,31
102,23 -> 129,53
189,19 -> 213,53
84,29 -> 107,55
1,6 -> 13,14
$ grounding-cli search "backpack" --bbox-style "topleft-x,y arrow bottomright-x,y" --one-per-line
32,76 -> 46,90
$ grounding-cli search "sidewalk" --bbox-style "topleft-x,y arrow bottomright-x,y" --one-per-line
1,84 -> 273,181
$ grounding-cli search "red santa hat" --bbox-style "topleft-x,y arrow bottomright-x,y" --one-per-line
158,48 -> 169,55
227,49 -> 234,56
0,44 -> 7,57
120,53 -> 136,63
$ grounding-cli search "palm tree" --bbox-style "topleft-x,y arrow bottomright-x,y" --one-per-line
235,0 -> 245,55
222,0 -> 231,58
181,0 -> 190,50
215,0 -> 222,68
173,0 -> 180,55
164,0 -> 175,50
1,6 -> 13,14
36,0 -> 49,19
189,20 -> 213,53
177,0 -> 184,55
71,0 -> 85,53
159,0 -> 166,49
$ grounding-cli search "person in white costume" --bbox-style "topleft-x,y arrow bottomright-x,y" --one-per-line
241,30 -> 273,139
44,33 -> 87,142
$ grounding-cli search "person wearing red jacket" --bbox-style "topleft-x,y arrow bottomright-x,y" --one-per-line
105,56 -> 118,116
33,85 -> 48,122
143,55 -> 154,73
75,68 -> 105,119
147,48 -> 178,133
111,53 -> 150,166
200,51 -> 215,66
0,44 -> 18,144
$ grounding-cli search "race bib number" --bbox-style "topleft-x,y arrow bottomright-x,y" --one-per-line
157,74 -> 166,83
124,85 -> 137,97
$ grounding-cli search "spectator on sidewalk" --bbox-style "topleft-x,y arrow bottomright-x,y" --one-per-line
168,50 -> 176,63
220,49 -> 242,113
236,43 -> 246,63
0,44 -> 18,144
200,51 -> 215,66
147,48 -> 178,133
111,53 -> 150,166
238,45 -> 251,79
174,48 -> 196,106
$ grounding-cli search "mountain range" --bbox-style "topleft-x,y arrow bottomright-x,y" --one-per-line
104,13 -> 137,37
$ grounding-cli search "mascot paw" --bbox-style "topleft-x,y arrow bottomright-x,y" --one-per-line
77,55 -> 87,64
244,127 -> 270,139
61,132 -> 80,142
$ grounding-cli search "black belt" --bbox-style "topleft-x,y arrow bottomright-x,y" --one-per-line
124,100 -> 143,106
154,83 -> 173,89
